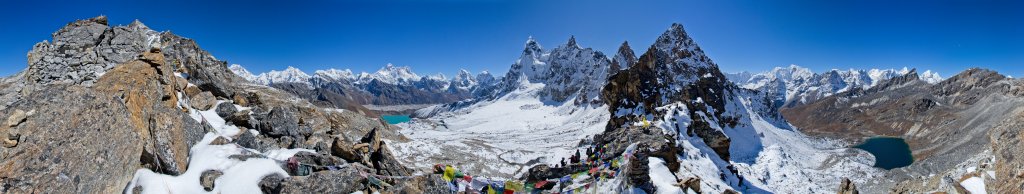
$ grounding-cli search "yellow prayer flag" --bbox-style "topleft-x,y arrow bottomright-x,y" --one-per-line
443,165 -> 455,182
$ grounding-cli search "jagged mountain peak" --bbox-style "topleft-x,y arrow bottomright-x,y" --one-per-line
566,35 -> 578,48
611,41 -> 637,73
522,36 -> 544,57
654,23 -> 698,53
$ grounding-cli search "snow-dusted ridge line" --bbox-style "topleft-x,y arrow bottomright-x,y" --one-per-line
725,64 -> 944,106
229,63 -> 494,88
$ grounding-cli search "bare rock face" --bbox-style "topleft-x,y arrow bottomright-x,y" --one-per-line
0,72 -> 27,111
989,111 -> 1024,193
161,33 -> 246,98
26,16 -> 159,86
0,86 -> 142,194
92,51 -> 204,175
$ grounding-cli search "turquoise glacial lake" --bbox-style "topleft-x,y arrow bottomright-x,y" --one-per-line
854,137 -> 914,170
381,115 -> 411,124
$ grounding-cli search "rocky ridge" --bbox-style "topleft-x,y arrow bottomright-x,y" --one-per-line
0,16 -> 432,194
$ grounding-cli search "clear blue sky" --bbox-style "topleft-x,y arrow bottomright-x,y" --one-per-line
0,0 -> 1021,78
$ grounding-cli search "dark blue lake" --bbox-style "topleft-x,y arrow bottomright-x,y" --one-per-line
381,115 -> 411,124
854,137 -> 913,170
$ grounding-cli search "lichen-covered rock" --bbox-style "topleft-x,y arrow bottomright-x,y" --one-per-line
4,109 -> 28,127
258,107 -> 303,139
191,91 -> 217,110
215,102 -> 237,118
92,51 -> 203,175
0,72 -> 26,111
0,86 -> 141,194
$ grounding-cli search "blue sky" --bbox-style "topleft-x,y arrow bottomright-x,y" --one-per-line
0,0 -> 1021,78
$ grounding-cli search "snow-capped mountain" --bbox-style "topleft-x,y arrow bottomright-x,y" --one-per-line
312,68 -> 356,81
356,63 -> 421,85
398,36 -> 617,178
726,65 -> 944,107
599,23 -> 883,193
228,64 -> 257,81
245,66 -> 313,87
229,64 -> 496,108
492,36 -> 612,104
401,23 -> 886,193
449,69 -> 477,91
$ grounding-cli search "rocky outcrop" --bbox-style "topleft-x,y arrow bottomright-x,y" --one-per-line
491,36 -> 613,105
2,16 -> 420,193
836,178 -> 858,194
25,16 -> 159,86
92,50 -> 204,175
989,110 -> 1024,193
0,86 -> 142,194
600,23 -> 736,161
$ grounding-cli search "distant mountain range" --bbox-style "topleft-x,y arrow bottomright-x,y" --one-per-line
725,65 -> 943,107
229,63 -> 498,114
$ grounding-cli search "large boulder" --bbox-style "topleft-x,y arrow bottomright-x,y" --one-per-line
215,102 -> 237,118
0,86 -> 142,194
191,91 -> 217,110
259,107 -> 301,138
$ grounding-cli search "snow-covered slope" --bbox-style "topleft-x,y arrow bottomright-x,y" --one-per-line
392,82 -> 609,177
726,65 -> 944,107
